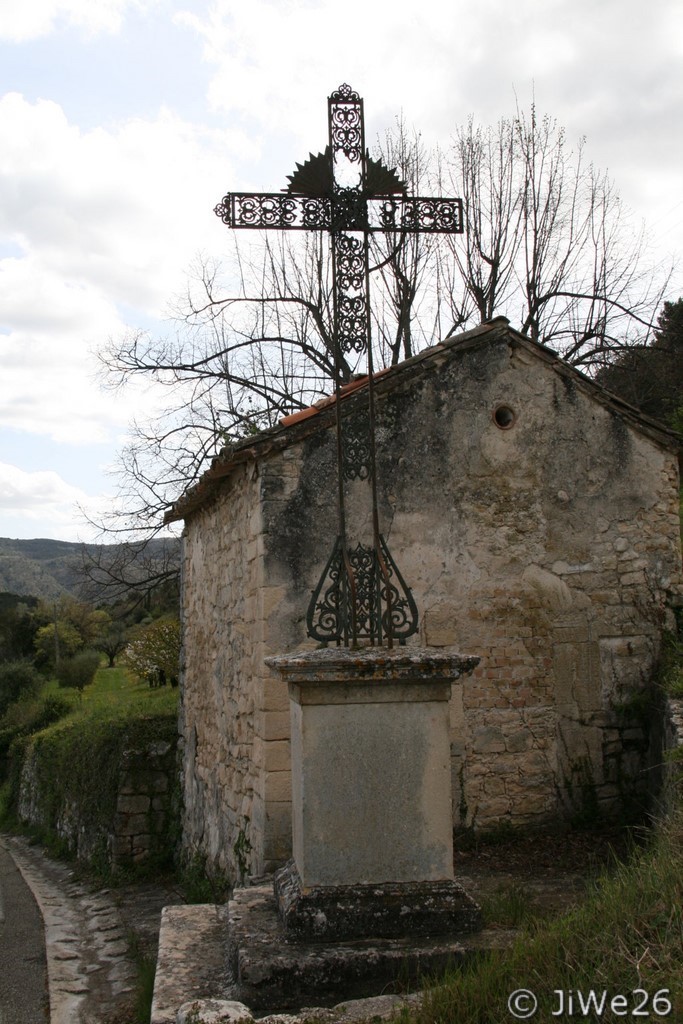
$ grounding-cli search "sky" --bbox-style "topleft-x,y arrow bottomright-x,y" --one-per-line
0,0 -> 681,542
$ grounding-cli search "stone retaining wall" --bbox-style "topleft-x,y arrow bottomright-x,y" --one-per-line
112,740 -> 177,865
17,737 -> 177,869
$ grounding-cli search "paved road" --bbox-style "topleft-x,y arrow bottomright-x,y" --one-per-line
1,835 -> 139,1024
0,837 -> 49,1024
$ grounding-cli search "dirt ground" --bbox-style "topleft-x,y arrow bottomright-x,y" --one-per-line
457,823 -> 634,874
453,824 -> 636,919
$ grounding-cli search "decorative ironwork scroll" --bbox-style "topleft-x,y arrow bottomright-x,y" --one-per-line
215,85 -> 464,646
306,535 -> 419,647
214,193 -> 463,234
341,410 -> 370,481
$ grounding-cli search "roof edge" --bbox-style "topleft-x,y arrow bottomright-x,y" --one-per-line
166,319 -> 681,524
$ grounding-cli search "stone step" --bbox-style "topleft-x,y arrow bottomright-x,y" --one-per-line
151,890 -> 515,1023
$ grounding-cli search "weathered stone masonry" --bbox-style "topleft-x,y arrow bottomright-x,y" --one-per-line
18,738 -> 177,869
173,319 -> 682,878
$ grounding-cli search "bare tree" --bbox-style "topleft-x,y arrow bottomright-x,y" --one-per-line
90,103 -> 674,589
370,116 -> 452,363
439,116 -> 522,331
439,107 -> 672,367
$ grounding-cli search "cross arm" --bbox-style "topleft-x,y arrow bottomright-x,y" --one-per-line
214,192 -> 333,231
214,192 -> 464,235
366,196 -> 463,234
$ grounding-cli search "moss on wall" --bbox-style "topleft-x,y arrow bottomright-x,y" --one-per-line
7,710 -> 179,873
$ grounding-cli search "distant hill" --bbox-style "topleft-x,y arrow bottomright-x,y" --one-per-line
0,537 -> 179,603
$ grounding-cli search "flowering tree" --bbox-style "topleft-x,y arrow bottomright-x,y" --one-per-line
123,617 -> 180,687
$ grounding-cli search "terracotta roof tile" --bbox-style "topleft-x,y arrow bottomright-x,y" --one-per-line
278,367 -> 393,428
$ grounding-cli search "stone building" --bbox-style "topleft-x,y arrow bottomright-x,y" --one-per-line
168,317 -> 682,879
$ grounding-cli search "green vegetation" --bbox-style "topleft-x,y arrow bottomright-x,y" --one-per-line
178,850 -> 232,905
0,593 -> 39,661
125,929 -> 160,1024
0,691 -> 71,759
595,297 -> 683,430
479,883 -> 539,930
0,659 -> 43,716
0,666 -> 178,869
31,663 -> 177,723
55,649 -> 101,693
660,629 -> 683,699
398,811 -> 682,1024
0,574 -> 182,884
34,618 -> 84,666
123,616 -> 181,687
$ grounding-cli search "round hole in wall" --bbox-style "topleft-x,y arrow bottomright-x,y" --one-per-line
493,404 -> 516,430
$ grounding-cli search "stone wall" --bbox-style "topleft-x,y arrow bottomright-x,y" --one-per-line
181,462 -> 269,878
17,738 -> 177,869
180,327 -> 682,875
113,740 -> 177,865
660,697 -> 683,814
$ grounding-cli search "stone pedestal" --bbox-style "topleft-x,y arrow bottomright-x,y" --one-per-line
227,647 -> 482,1010
266,648 -> 481,942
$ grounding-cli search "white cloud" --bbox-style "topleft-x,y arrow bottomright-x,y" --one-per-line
0,92 -> 251,443
174,0 -> 683,306
0,266 -> 175,450
0,249 -> 132,442
0,461 -> 95,541
180,0 -> 683,213
0,93 -> 241,312
179,0 -> 461,144
0,461 -> 87,509
0,0 -> 154,42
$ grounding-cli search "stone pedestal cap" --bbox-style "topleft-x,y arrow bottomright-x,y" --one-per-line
265,647 -> 480,689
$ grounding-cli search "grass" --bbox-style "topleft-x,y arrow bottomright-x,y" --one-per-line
479,883 -> 539,930
395,811 -> 683,1024
41,663 -> 178,719
0,663 -> 179,865
125,929 -> 159,1024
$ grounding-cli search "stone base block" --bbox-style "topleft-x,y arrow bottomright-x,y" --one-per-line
273,860 -> 482,942
228,884 -> 482,1013
151,906 -> 230,1024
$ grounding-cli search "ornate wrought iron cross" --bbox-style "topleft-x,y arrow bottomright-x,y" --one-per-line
215,84 -> 463,647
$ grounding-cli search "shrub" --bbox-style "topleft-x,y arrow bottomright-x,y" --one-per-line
0,660 -> 42,716
56,650 -> 101,693
1,692 -> 72,735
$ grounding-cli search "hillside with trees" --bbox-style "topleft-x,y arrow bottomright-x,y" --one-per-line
0,536 -> 179,603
